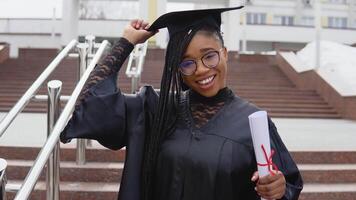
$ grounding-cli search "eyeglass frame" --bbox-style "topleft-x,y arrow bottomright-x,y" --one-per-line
178,48 -> 224,76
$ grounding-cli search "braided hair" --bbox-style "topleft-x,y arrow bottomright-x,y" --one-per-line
141,25 -> 225,200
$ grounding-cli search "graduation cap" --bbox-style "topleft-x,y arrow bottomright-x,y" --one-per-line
147,6 -> 244,37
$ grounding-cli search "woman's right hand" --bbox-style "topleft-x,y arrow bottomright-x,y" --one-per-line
122,19 -> 157,45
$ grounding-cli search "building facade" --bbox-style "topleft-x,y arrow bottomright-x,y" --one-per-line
0,0 -> 355,57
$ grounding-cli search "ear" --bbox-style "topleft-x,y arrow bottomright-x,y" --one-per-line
222,47 -> 228,61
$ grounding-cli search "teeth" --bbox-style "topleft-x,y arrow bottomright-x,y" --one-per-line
198,76 -> 214,85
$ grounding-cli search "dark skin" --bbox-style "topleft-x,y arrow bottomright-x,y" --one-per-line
123,19 -> 287,200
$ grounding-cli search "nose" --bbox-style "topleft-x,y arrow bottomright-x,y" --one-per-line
194,60 -> 209,75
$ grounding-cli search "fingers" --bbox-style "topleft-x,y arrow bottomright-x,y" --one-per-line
251,171 -> 259,182
131,19 -> 150,30
255,171 -> 286,200
258,170 -> 280,185
142,22 -> 150,30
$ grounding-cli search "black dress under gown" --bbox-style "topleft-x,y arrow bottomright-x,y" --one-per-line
60,38 -> 303,200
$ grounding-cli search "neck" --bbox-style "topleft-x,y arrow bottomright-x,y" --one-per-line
189,87 -> 233,104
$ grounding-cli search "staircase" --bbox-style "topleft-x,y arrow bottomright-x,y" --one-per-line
1,144 -> 122,199
0,48 -> 341,119
1,145 -> 356,199
228,55 -> 341,118
294,151 -> 356,200
0,48 -> 353,199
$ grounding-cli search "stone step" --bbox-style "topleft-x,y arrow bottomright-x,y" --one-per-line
2,146 -> 356,164
0,145 -> 126,162
6,180 -> 119,200
291,151 -> 356,164
268,112 -> 341,119
6,160 -> 123,182
299,164 -> 356,183
264,107 -> 338,114
300,183 -> 356,200
6,160 -> 356,184
255,103 -> 332,109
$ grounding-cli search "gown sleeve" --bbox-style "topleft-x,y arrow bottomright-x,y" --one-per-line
60,37 -> 144,150
268,118 -> 303,200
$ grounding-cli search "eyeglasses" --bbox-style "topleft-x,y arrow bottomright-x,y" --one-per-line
179,49 -> 222,76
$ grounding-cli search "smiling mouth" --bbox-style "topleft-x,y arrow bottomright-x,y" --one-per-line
197,75 -> 216,86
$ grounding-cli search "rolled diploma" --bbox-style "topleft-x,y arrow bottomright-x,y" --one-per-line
248,111 -> 271,200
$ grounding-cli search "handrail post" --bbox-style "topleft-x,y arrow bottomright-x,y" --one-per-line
76,43 -> 89,165
85,35 -> 96,55
0,158 -> 7,200
125,42 -> 147,93
85,35 -> 95,147
46,80 -> 62,200
131,76 -> 138,94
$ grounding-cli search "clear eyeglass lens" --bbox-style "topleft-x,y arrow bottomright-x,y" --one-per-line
202,51 -> 219,68
179,60 -> 196,75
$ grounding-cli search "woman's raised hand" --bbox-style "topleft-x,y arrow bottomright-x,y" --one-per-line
123,19 -> 157,45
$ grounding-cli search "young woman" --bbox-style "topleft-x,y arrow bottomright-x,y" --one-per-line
61,7 -> 303,200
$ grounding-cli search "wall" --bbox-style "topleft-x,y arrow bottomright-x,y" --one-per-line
0,18 -> 129,57
0,43 -> 9,63
276,51 -> 356,120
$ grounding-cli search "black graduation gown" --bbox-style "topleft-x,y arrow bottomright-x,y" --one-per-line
60,73 -> 303,200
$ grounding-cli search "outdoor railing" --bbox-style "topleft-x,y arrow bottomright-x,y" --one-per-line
0,35 -> 110,199
126,41 -> 148,93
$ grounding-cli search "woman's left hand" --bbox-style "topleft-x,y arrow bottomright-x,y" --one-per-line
251,170 -> 286,200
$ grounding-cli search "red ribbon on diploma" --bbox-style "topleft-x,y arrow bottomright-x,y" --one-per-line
257,144 -> 279,176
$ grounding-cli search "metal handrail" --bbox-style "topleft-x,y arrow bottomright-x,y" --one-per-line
125,41 -> 148,93
46,80 -> 62,200
0,40 -> 78,137
126,41 -> 147,77
13,40 -> 110,200
0,158 -> 7,200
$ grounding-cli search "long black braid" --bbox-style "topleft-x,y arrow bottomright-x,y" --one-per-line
141,25 -> 224,200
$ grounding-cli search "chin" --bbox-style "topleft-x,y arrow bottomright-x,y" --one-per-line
193,86 -> 220,97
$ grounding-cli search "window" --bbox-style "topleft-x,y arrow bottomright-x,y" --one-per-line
328,0 -> 347,4
273,15 -> 294,26
302,0 -> 312,7
300,16 -> 314,26
246,13 -> 266,24
328,17 -> 348,28
79,0 -> 139,20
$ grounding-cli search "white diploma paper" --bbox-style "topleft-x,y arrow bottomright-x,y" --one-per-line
248,111 -> 271,200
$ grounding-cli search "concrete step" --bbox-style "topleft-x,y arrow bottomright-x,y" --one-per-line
299,164 -> 356,183
300,183 -> 356,200
255,103 -> 332,109
249,98 -> 332,104
0,145 -> 126,162
269,112 -> 341,119
6,180 -> 119,200
6,160 -> 356,185
291,151 -> 356,164
2,146 -> 356,164
264,108 -> 338,114
6,160 -> 123,182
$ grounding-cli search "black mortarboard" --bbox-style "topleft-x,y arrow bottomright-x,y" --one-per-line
147,7 -> 243,37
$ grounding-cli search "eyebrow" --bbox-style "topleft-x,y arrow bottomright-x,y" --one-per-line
183,47 -> 217,59
200,47 -> 216,53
